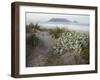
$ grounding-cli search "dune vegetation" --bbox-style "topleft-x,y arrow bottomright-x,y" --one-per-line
26,23 -> 89,67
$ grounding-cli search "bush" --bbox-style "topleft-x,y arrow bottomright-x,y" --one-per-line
26,23 -> 40,32
48,31 -> 89,64
26,34 -> 40,48
81,46 -> 89,64
49,27 -> 66,39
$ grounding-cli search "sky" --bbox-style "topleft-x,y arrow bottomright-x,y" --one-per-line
26,12 -> 90,25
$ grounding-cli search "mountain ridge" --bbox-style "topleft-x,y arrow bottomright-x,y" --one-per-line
48,18 -> 71,23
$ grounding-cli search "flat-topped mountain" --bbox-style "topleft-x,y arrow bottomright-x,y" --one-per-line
48,18 -> 71,23
73,20 -> 78,23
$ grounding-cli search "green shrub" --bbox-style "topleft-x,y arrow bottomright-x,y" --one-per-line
26,34 -> 40,48
26,23 -> 40,32
33,23 -> 40,30
81,46 -> 89,64
48,31 -> 89,64
49,27 -> 66,39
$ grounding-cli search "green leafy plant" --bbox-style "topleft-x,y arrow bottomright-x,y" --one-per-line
26,23 -> 40,32
47,31 -> 89,64
26,34 -> 40,48
49,27 -> 66,39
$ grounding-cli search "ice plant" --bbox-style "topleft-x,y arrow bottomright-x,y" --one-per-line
52,31 -> 89,55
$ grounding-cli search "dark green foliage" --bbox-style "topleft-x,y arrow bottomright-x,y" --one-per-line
26,23 -> 40,32
80,34 -> 89,64
26,34 -> 40,48
33,23 -> 40,30
26,24 -> 32,32
49,27 -> 66,38
81,46 -> 89,64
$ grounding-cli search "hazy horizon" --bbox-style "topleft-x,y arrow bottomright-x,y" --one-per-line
26,12 -> 90,25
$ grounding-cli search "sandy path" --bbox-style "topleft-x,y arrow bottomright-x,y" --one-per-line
26,31 -> 54,67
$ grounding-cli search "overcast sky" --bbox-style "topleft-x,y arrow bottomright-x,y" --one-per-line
26,12 -> 90,25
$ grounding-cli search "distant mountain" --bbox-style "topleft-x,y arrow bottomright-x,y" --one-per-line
73,20 -> 78,23
48,18 -> 71,23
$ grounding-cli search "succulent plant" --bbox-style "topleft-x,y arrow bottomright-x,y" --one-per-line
52,31 -> 89,55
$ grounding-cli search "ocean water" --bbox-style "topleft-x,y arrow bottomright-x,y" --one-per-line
38,22 -> 89,32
